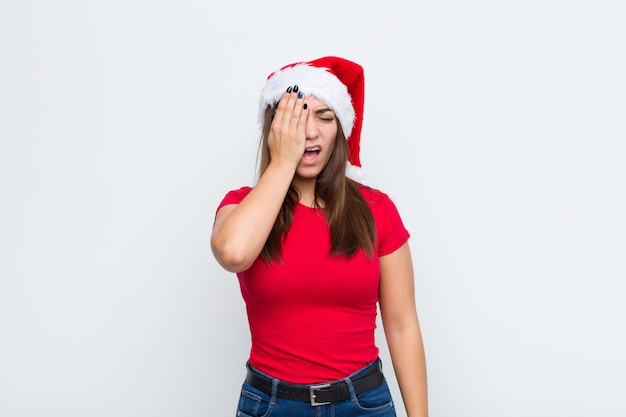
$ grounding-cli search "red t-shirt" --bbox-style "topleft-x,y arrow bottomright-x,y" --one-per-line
216,186 -> 410,383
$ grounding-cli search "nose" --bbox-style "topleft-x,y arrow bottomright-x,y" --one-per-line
305,112 -> 318,140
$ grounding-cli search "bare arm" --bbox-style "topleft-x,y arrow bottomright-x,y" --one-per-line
211,89 -> 308,272
379,242 -> 428,417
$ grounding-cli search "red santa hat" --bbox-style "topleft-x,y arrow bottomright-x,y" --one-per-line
258,56 -> 365,180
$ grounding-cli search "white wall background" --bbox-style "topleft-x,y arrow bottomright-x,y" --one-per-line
1,0 -> 625,416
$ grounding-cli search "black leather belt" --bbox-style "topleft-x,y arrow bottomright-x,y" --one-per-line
245,362 -> 384,406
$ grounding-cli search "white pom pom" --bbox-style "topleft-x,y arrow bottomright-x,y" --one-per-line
346,162 -> 365,182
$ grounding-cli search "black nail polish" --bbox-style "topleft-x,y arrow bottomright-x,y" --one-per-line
298,92 -> 303,99
286,86 -> 292,93
303,103 -> 308,110
293,85 -> 299,93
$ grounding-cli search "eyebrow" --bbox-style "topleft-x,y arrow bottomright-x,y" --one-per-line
314,108 -> 334,115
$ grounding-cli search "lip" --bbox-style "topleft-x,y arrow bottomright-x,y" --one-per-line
301,145 -> 322,163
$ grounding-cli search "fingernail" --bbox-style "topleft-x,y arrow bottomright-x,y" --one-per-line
293,85 -> 299,93
286,86 -> 292,93
297,92 -> 303,99
303,103 -> 308,110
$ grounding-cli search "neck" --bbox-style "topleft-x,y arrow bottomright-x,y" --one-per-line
292,176 -> 318,208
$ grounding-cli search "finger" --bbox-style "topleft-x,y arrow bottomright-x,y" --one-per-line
275,89 -> 303,136
274,87 -> 301,133
272,87 -> 293,127
288,88 -> 305,129
296,98 -> 309,134
283,85 -> 300,119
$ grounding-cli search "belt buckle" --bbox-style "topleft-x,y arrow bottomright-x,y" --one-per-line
309,383 -> 331,406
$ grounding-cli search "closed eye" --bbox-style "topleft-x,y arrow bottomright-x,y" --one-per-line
315,108 -> 335,122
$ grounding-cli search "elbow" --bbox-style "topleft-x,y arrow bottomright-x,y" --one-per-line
211,237 -> 254,273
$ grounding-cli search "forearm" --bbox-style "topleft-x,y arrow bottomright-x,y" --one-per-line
211,160 -> 295,271
385,325 -> 428,417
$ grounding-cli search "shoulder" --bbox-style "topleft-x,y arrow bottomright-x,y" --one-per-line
223,186 -> 253,201
216,186 -> 252,212
358,185 -> 394,207
357,185 -> 405,220
357,185 -> 410,254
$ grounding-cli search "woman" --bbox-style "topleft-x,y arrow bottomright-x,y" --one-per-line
211,56 -> 428,417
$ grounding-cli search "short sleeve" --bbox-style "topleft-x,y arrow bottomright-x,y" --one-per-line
362,188 -> 410,257
215,186 -> 252,213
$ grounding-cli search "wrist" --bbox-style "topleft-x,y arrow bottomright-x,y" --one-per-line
267,158 -> 299,175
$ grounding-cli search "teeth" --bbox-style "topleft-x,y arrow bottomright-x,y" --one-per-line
306,147 -> 320,152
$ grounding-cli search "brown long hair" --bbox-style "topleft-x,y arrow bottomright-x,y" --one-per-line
257,107 -> 377,263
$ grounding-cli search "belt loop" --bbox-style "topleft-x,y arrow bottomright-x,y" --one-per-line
343,373 -> 358,401
270,376 -> 279,403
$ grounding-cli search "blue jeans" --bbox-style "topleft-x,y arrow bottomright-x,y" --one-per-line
236,359 -> 397,417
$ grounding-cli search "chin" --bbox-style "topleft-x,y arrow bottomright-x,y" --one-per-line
295,168 -> 323,179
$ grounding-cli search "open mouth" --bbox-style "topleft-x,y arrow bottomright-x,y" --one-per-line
303,146 -> 321,161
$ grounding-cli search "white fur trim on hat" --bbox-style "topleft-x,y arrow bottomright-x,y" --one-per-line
258,64 -> 355,140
